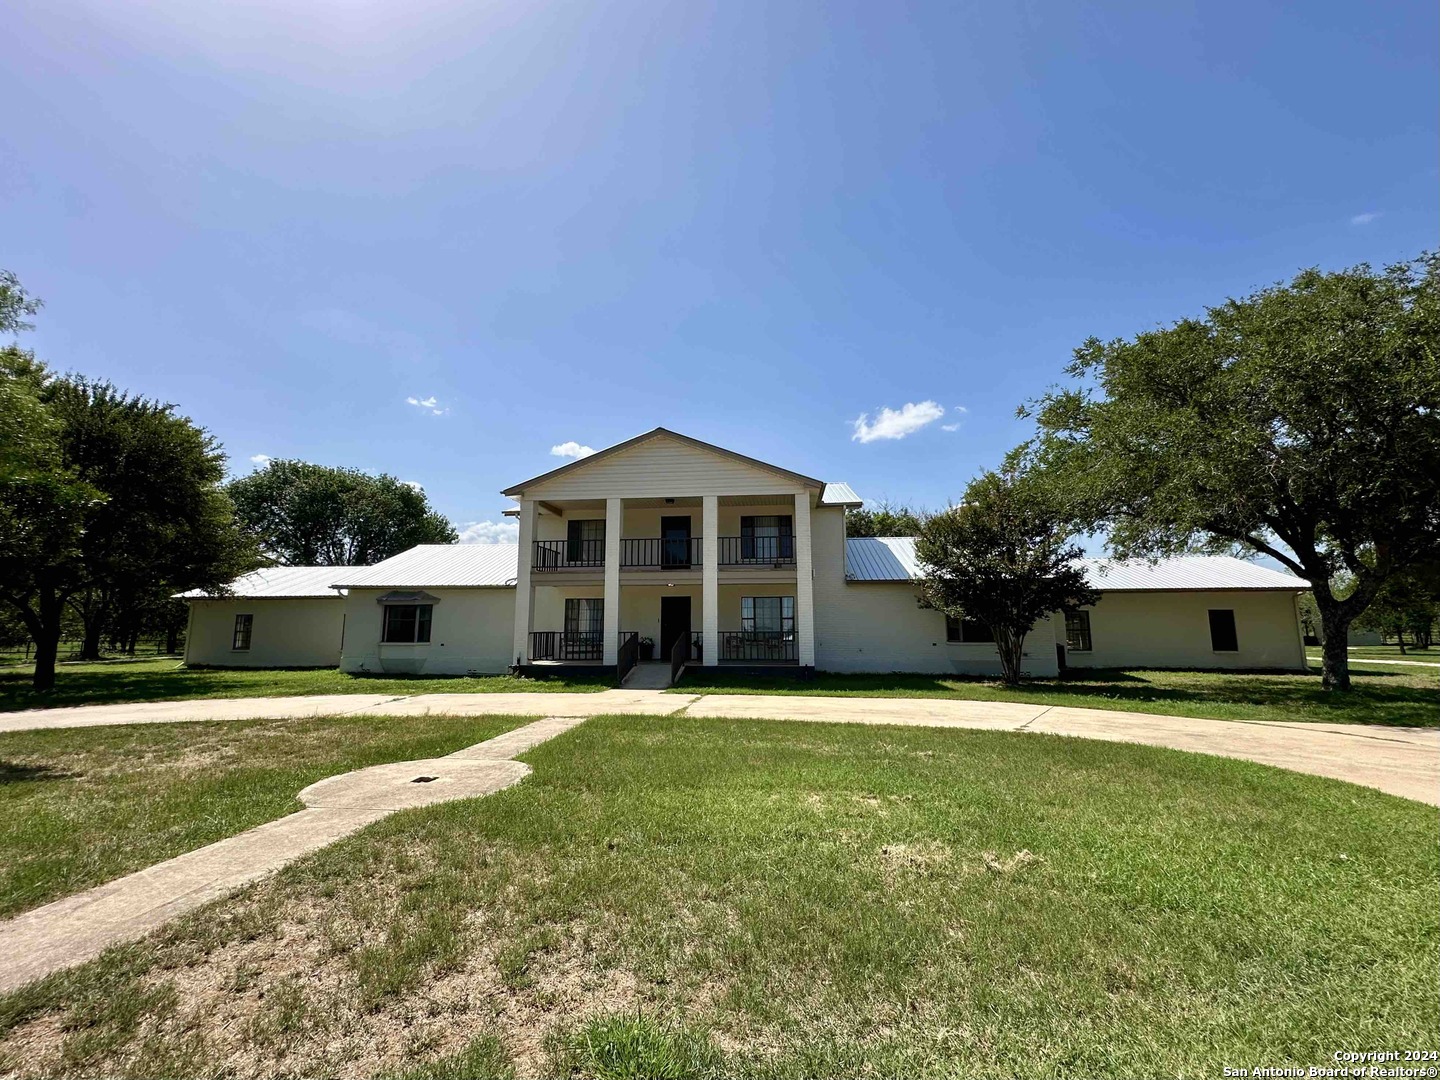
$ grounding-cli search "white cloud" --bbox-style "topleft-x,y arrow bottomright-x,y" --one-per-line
550,440 -> 596,459
954,405 -> 968,413
851,401 -> 945,443
1350,211 -> 1380,226
249,453 -> 272,466
406,395 -> 447,416
401,480 -> 424,492
940,423 -> 960,432
457,518 -> 520,544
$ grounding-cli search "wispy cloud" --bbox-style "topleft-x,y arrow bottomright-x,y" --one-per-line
1349,211 -> 1381,226
940,424 -> 960,432
457,518 -> 520,544
550,440 -> 596,459
249,453 -> 272,466
406,395 -> 447,416
852,401 -> 945,443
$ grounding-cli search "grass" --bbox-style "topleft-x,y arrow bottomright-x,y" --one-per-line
0,713 -> 529,917
0,714 -> 1433,1078
0,657 -> 609,713
1307,644 -> 1438,664
676,661 -> 1439,728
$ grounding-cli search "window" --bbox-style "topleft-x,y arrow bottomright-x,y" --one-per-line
945,615 -> 995,643
382,604 -> 433,644
741,595 -> 795,634
564,597 -> 604,637
232,614 -> 253,651
566,519 -> 606,564
1208,609 -> 1238,652
1064,609 -> 1092,652
740,515 -> 794,562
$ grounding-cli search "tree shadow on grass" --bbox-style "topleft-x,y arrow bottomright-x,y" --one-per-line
0,761 -> 78,784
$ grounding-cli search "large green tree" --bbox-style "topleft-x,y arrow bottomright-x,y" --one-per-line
47,378 -> 255,661
227,460 -> 458,566
1025,255 -> 1440,690
845,500 -> 929,538
915,463 -> 1098,685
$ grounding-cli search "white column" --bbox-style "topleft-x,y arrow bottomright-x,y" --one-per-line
511,498 -> 536,665
702,495 -> 719,666
603,497 -> 622,665
794,491 -> 816,668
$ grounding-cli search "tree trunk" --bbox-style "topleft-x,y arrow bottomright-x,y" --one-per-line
79,618 -> 104,662
1316,605 -> 1352,691
29,589 -> 64,692
166,625 -> 180,655
1396,632 -> 1407,654
995,627 -> 1027,685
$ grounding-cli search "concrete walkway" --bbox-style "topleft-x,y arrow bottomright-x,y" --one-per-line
0,715 -> 585,993
2,689 -> 1436,805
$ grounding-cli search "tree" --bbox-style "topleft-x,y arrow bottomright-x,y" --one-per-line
227,460 -> 458,566
1355,565 -> 1439,652
846,500 -> 929,538
914,463 -> 1098,685
1024,255 -> 1440,690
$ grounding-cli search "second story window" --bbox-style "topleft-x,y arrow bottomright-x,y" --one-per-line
740,515 -> 794,562
566,519 -> 606,565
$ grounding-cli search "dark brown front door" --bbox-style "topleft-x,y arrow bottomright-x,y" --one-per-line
660,596 -> 692,662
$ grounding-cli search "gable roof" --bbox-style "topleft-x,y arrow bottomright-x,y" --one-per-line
331,544 -> 519,588
501,427 -> 827,496
177,565 -> 360,600
819,482 -> 863,507
844,540 -> 1305,592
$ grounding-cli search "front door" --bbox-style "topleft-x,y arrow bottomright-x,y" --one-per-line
659,596 -> 692,663
660,515 -> 692,567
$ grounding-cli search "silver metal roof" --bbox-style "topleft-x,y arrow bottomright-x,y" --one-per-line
177,565 -> 359,599
332,544 -> 519,589
844,539 -> 1305,591
819,482 -> 863,507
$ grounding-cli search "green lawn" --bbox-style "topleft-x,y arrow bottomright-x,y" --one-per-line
0,713 -> 528,917
677,662 -> 1439,728
1,715 -> 1433,1078
1307,644 -> 1439,664
0,658 -> 609,713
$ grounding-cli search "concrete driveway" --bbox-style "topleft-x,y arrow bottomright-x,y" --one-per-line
3,689 -> 1436,805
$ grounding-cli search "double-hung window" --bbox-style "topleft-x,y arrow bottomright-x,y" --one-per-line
382,604 -> 433,644
741,595 -> 795,637
945,615 -> 995,643
740,515 -> 794,562
566,520 -> 606,565
1064,609 -> 1092,652
232,614 -> 253,651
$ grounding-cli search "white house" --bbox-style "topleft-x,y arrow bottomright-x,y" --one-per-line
182,428 -> 1309,678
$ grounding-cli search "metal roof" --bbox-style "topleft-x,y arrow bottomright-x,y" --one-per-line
844,540 -> 1305,591
819,482 -> 863,507
332,544 -> 519,589
177,565 -> 359,600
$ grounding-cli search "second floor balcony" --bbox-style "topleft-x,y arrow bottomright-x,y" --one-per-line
532,534 -> 796,572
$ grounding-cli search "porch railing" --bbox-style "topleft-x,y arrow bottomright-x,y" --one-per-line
617,631 -> 639,685
718,631 -> 798,663
620,537 -> 703,568
532,539 -> 604,570
529,631 -> 603,661
669,631 -> 689,686
717,536 -> 796,567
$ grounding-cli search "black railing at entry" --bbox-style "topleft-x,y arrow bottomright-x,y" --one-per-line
718,631 -> 798,662
530,631 -> 602,661
617,631 -> 639,685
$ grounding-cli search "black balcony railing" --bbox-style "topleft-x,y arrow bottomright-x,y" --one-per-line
530,631 -> 603,661
718,631 -> 798,663
532,539 -> 604,570
621,537 -> 703,569
617,631 -> 639,684
718,536 -> 795,567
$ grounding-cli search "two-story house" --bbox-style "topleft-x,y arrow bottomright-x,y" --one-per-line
182,427 -> 1310,680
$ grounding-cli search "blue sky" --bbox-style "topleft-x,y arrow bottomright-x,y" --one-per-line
3,0 -> 1435,544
